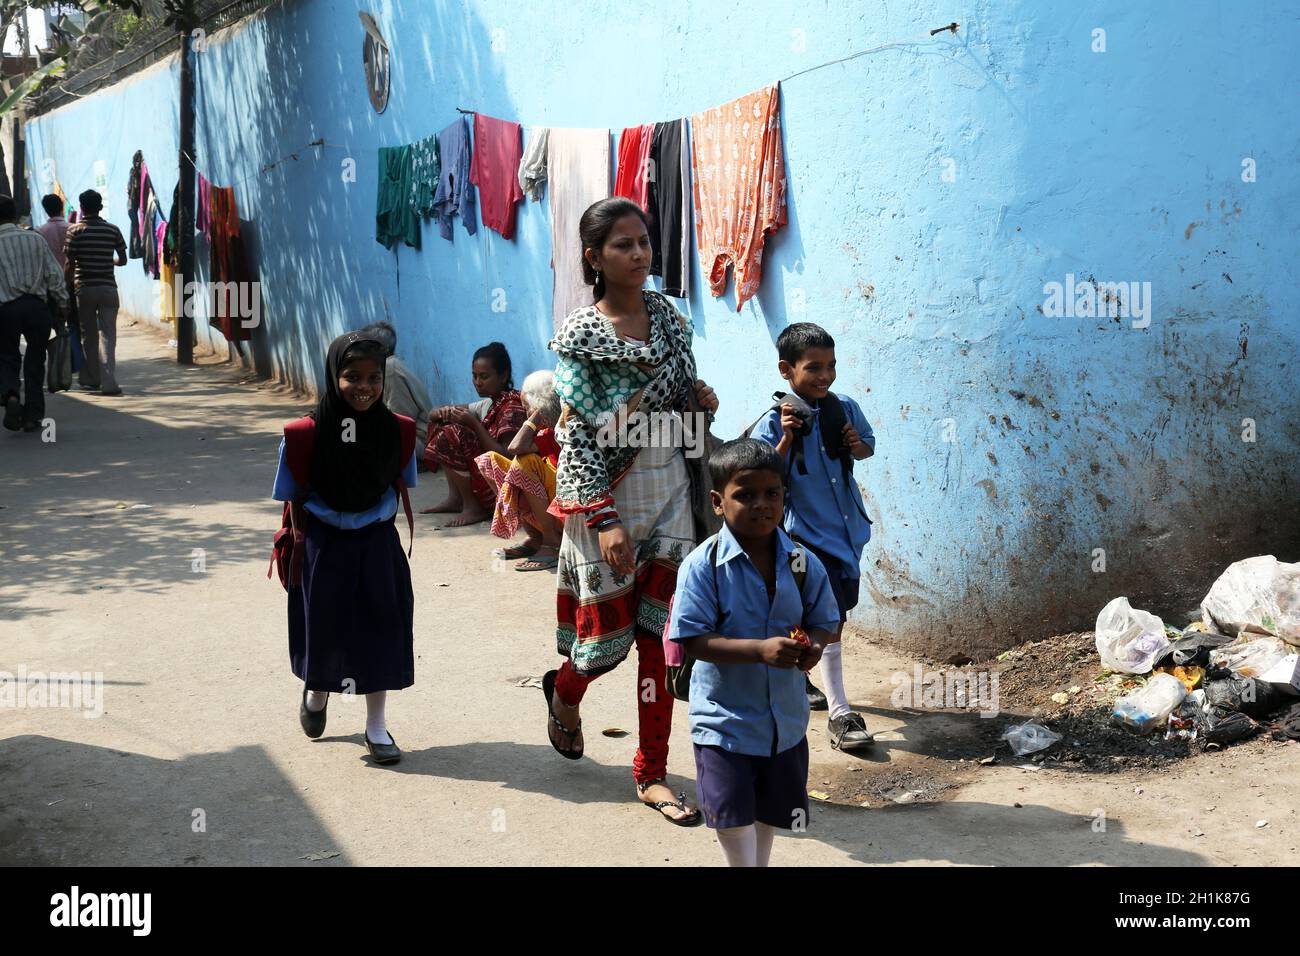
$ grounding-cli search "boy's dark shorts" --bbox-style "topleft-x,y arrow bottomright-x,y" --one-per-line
802,542 -> 860,621
692,737 -> 809,830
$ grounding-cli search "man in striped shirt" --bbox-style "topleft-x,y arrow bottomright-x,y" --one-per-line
0,194 -> 68,432
64,189 -> 127,395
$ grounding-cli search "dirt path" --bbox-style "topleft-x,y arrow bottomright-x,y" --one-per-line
3,322 -> 1297,866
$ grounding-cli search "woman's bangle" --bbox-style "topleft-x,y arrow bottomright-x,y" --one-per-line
595,518 -> 622,532
521,420 -> 538,431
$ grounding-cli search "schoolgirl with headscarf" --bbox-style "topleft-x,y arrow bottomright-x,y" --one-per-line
271,330 -> 418,765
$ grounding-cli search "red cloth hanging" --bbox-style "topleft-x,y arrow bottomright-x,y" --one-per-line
614,124 -> 654,210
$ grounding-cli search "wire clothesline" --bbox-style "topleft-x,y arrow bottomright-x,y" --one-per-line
454,21 -> 959,122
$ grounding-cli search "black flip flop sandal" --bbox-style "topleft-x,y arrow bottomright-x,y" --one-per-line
637,779 -> 702,827
542,669 -> 583,760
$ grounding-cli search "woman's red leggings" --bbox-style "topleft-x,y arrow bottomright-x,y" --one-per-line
554,627 -> 673,785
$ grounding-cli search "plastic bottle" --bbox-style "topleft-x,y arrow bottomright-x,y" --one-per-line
1112,672 -> 1188,735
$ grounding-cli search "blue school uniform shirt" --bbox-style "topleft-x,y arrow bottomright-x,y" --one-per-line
751,392 -> 874,579
667,524 -> 841,757
271,441 -> 417,529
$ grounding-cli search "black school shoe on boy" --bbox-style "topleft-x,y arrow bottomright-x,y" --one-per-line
828,712 -> 875,751
805,675 -> 828,711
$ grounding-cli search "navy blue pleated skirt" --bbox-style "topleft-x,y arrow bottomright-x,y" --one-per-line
288,514 -> 414,695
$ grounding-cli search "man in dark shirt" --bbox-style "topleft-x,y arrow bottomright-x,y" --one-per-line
0,194 -> 69,431
64,189 -> 127,395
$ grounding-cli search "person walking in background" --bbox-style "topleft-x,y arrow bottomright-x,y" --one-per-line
0,195 -> 68,433
35,194 -> 69,270
64,189 -> 127,396
36,193 -> 80,368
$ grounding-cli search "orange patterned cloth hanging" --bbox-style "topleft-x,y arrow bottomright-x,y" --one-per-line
689,84 -> 787,312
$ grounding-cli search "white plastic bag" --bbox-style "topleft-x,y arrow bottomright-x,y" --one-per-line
1112,673 -> 1188,735
1001,721 -> 1062,756
1095,597 -> 1168,673
1208,634 -> 1290,679
1201,555 -> 1300,647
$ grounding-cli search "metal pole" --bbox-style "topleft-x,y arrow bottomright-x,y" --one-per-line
177,28 -> 195,365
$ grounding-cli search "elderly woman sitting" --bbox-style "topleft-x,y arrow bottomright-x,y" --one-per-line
474,370 -> 562,572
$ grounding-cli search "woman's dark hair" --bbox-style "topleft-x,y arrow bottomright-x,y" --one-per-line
473,341 -> 514,390
579,197 -> 650,303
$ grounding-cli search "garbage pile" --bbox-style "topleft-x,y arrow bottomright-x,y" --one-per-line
1099,556 -> 1300,750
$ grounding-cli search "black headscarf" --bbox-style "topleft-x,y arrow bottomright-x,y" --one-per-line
308,331 -> 401,513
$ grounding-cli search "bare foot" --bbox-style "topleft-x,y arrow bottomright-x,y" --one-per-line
638,781 -> 699,824
444,507 -> 488,528
420,497 -> 461,514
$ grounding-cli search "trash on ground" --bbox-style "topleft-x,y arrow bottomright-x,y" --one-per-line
1200,555 -> 1300,646
601,727 -> 628,737
1203,675 -> 1288,718
1165,690 -> 1204,741
1095,596 -> 1168,673
1112,672 -> 1187,735
1001,721 -> 1062,755
1153,630 -> 1234,669
1209,634 -> 1291,680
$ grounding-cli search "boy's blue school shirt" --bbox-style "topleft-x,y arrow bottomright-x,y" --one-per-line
668,523 -> 841,757
270,441 -> 417,530
751,392 -> 874,579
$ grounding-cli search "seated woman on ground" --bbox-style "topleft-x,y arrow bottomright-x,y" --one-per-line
474,370 -> 562,571
421,342 -> 525,527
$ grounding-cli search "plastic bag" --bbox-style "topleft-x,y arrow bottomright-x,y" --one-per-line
1201,556 -> 1300,647
1198,706 -> 1258,747
1112,672 -> 1187,735
1165,689 -> 1205,741
1001,721 -> 1062,756
1153,629 -> 1234,669
1208,634 -> 1290,679
1202,675 -> 1288,718
1095,597 -> 1168,673
45,324 -> 72,393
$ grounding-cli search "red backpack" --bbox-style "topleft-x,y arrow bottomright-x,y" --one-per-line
267,414 -> 417,590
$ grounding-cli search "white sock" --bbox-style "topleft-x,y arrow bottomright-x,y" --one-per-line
716,825 -> 757,867
754,822 -> 777,867
821,641 -> 851,720
365,691 -> 392,744
305,690 -> 328,713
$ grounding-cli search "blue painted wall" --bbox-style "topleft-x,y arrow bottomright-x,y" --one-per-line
27,0 -> 1300,656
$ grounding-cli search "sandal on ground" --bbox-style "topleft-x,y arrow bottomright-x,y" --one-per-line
542,669 -> 583,760
637,779 -> 702,827
493,542 -> 539,560
516,547 -> 559,572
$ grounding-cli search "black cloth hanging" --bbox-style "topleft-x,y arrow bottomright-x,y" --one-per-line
127,151 -> 144,259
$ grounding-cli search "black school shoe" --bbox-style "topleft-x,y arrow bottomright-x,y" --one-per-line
299,688 -> 327,739
364,732 -> 401,765
828,712 -> 875,751
806,675 -> 828,711
2,395 -> 20,431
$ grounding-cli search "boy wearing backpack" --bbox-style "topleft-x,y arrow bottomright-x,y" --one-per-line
667,438 -> 841,867
751,323 -> 877,752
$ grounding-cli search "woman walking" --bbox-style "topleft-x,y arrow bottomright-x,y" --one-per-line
541,197 -> 717,825
273,330 -> 418,765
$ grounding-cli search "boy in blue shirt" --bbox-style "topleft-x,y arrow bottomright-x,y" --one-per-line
751,322 -> 876,752
668,438 -> 841,867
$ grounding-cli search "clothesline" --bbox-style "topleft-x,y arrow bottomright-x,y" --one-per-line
451,21 -> 959,128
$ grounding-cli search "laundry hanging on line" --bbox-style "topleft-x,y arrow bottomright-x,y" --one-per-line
470,113 -> 524,240
690,83 -> 787,312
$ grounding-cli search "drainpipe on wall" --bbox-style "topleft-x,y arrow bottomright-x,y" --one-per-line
177,28 -> 196,365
